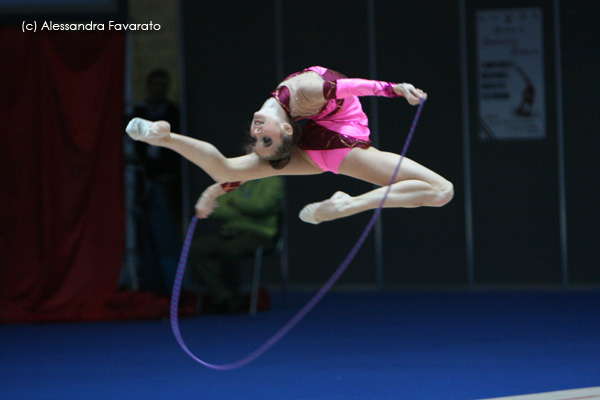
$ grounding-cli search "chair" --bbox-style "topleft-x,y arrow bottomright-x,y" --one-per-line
249,200 -> 289,315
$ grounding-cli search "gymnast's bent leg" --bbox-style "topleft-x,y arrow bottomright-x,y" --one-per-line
299,147 -> 453,224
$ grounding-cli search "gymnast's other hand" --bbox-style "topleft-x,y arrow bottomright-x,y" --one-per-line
393,83 -> 427,106
195,183 -> 226,219
126,117 -> 171,145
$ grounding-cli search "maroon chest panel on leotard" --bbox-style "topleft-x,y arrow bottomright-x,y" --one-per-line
296,121 -> 371,151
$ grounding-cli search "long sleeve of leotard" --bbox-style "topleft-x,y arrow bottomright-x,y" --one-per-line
327,78 -> 402,100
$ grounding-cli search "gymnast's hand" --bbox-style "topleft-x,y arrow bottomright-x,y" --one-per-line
195,183 -> 226,219
393,83 -> 427,106
125,117 -> 171,145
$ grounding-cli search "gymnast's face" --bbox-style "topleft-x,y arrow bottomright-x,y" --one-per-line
250,112 -> 284,159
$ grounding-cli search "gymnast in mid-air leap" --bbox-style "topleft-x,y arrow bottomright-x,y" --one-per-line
126,66 -> 453,224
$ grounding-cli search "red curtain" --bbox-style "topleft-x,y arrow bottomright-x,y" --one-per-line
0,27 -> 134,322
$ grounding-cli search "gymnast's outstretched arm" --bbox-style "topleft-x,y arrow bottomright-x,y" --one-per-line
334,79 -> 426,106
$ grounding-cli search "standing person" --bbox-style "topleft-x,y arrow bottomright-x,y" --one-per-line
127,66 -> 453,226
129,69 -> 182,294
190,177 -> 284,313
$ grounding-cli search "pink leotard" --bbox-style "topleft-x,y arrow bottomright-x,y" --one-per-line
271,66 -> 401,173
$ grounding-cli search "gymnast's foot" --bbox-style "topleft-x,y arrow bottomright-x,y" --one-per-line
299,191 -> 353,224
126,118 -> 171,144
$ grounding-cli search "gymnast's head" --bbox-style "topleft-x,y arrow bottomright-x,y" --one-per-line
250,111 -> 299,169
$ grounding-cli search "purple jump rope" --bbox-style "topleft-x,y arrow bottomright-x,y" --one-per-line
170,98 -> 426,370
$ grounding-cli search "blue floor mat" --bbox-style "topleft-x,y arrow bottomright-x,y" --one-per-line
1,290 -> 599,400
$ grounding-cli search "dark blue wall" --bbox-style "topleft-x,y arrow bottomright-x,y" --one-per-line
561,1 -> 600,284
179,0 -> 599,287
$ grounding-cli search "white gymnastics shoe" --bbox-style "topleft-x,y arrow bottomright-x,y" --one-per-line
126,118 -> 171,143
298,203 -> 321,225
125,117 -> 151,141
299,192 -> 352,225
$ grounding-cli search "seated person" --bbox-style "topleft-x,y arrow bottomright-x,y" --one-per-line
189,176 -> 284,313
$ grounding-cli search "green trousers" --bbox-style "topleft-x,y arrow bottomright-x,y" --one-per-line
189,230 -> 273,309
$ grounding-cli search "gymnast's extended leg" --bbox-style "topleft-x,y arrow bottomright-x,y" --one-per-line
299,147 -> 453,224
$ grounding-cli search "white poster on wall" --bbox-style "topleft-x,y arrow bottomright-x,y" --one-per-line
476,8 -> 545,141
